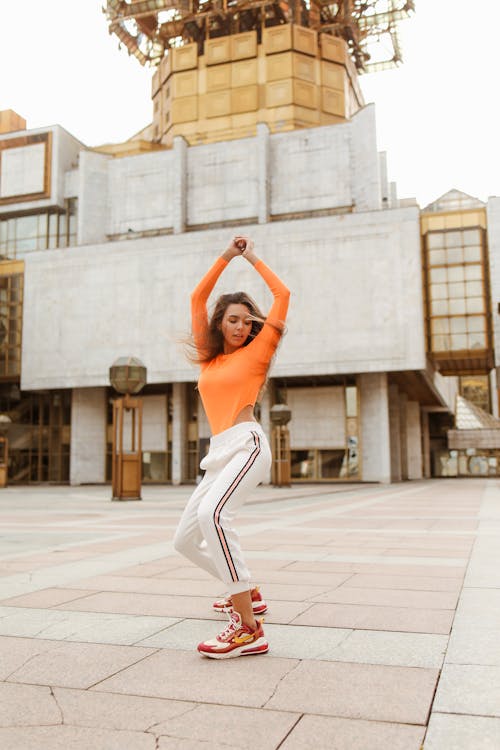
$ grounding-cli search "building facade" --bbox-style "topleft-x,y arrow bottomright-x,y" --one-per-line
0,102 -> 496,485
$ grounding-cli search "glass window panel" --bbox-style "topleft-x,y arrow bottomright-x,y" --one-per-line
430,267 -> 447,283
449,282 -> 465,298
449,298 -> 466,314
448,265 -> 464,282
463,228 -> 481,245
451,333 -> 468,350
428,249 -> 446,266
446,231 -> 462,248
431,299 -> 448,315
432,334 -> 449,351
446,247 -> 463,265
427,233 -> 445,249
15,238 -> 37,252
464,245 -> 481,262
16,216 -> 38,239
345,386 -> 357,417
467,316 -> 486,333
467,297 -> 485,313
432,318 -> 450,335
450,317 -> 467,333
464,264 -> 483,281
469,331 -> 486,349
0,222 -> 6,242
430,283 -> 448,300
466,280 -> 483,296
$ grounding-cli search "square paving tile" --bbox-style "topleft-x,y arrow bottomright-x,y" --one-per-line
92,648 -> 298,706
151,704 -> 300,749
0,587 -> 95,609
321,629 -> 448,668
265,659 -> 439,723
433,664 -> 500,717
279,714 -> 425,750
7,641 -> 154,689
291,602 -> 454,634
0,726 -> 156,750
424,713 -> 500,750
0,683 -> 62,727
311,586 -> 458,609
0,635 -> 61,680
54,687 -> 195,731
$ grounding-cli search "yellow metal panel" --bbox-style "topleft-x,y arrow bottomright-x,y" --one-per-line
232,58 -> 258,88
267,52 -> 315,83
159,53 -> 172,84
170,70 -> 198,98
292,25 -> 317,57
294,105 -> 320,125
231,31 -> 257,61
231,112 -> 258,128
152,91 -> 162,140
204,90 -> 232,118
294,80 -> 317,110
421,209 -> 487,232
171,95 -> 198,124
294,53 -> 316,83
231,85 -> 258,114
206,36 -> 231,66
266,52 -> 294,82
321,86 -> 346,117
151,68 -> 161,97
263,25 -> 292,55
321,61 -> 346,91
0,260 -> 24,275
266,79 -> 294,108
172,43 -> 197,72
206,64 -> 231,92
320,34 -> 348,65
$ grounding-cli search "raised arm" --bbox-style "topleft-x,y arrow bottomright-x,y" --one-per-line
241,239 -> 290,357
190,238 -> 243,352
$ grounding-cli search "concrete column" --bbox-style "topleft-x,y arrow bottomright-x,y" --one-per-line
359,372 -> 391,483
70,387 -> 106,485
388,384 -> 402,482
407,401 -> 423,480
399,392 -> 409,480
350,105 -> 381,212
77,151 -> 111,245
172,382 -> 187,484
257,123 -> 270,224
421,410 -> 431,478
173,136 -> 187,234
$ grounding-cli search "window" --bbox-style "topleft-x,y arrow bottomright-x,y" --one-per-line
425,227 -> 489,354
0,199 -> 78,259
0,269 -> 23,379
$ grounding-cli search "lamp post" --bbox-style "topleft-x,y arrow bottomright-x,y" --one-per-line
109,356 -> 147,501
270,403 -> 292,487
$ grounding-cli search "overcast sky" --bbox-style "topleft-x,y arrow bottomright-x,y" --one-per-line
1,0 -> 498,207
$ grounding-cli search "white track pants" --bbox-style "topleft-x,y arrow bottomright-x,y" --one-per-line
173,422 -> 272,595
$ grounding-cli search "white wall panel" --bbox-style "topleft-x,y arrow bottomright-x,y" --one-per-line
287,386 -> 346,448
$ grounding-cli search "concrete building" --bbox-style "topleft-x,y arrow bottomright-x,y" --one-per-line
0,97 -> 496,485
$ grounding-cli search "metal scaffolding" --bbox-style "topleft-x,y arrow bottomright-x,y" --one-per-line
104,0 -> 415,72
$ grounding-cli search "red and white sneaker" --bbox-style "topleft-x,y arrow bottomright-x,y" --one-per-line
212,586 -> 268,615
198,611 -> 269,659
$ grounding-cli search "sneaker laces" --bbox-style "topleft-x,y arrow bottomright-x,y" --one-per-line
216,613 -> 242,642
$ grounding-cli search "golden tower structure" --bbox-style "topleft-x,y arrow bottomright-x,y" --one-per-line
105,0 -> 415,145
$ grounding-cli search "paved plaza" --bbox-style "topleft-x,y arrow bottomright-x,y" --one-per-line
0,479 -> 499,749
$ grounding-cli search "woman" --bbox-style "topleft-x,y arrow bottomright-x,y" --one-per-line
174,235 -> 290,659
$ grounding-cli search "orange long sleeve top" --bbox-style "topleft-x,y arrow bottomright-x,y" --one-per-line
191,256 -> 290,435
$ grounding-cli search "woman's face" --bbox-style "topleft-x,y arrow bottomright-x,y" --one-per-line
220,303 -> 252,354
